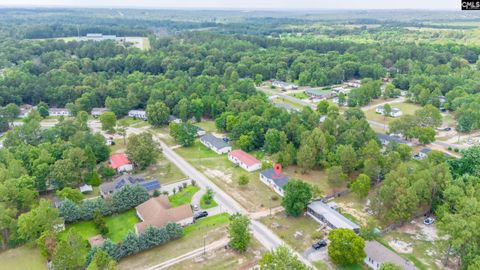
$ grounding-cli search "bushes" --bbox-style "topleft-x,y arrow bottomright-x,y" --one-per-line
86,223 -> 183,266
59,184 -> 149,223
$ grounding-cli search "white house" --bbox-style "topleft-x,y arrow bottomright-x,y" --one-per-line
48,108 -> 71,117
375,105 -> 402,118
259,168 -> 289,197
365,241 -> 418,270
200,134 -> 231,154
306,200 -> 360,233
128,109 -> 147,120
228,149 -> 262,172
19,104 -> 33,118
91,108 -> 109,118
272,80 -> 298,91
414,148 -> 432,160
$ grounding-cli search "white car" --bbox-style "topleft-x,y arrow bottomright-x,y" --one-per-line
423,217 -> 435,225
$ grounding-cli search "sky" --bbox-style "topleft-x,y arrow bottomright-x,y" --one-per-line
0,0 -> 460,10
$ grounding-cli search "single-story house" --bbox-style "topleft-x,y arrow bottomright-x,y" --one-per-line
82,33 -> 117,41
414,148 -> 432,160
376,133 -> 408,146
91,107 -> 109,118
108,153 -> 133,173
365,240 -> 418,270
272,80 -> 298,91
259,168 -> 289,197
88,235 -> 105,247
48,108 -> 71,117
346,79 -> 361,88
304,89 -> 336,100
200,134 -> 232,154
19,104 -> 33,118
128,109 -> 147,120
135,196 -> 193,234
99,174 -> 161,198
228,149 -> 262,172
168,115 -> 182,124
79,184 -> 93,193
375,105 -> 402,118
306,200 -> 360,233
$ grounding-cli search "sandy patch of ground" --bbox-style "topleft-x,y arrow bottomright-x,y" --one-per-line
204,169 -> 233,184
389,239 -> 413,253
335,201 -> 368,225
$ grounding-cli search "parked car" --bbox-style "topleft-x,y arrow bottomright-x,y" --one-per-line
194,211 -> 208,220
423,217 -> 435,225
192,204 -> 199,211
312,240 -> 327,250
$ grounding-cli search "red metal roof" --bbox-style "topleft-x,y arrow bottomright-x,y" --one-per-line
229,150 -> 261,167
109,153 -> 131,169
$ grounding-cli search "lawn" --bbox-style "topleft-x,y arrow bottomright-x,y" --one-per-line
169,185 -> 200,207
0,246 -> 48,270
282,166 -> 347,196
118,214 -> 230,270
364,102 -> 422,125
61,209 -> 139,243
259,211 -> 321,252
195,120 -> 217,133
200,194 -> 218,209
288,92 -> 309,99
118,117 -> 147,127
141,154 -> 186,185
83,186 -> 101,199
175,141 -> 281,212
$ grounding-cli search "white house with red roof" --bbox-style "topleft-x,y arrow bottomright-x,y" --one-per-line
228,149 -> 262,172
108,153 -> 133,173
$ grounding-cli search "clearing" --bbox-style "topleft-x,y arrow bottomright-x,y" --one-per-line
169,185 -> 200,207
0,246 -> 47,270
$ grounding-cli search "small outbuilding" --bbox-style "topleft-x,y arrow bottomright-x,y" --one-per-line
88,235 -> 105,248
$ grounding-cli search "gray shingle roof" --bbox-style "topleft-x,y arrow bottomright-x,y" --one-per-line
200,134 -> 230,150
365,241 -> 418,270
307,200 -> 360,231
376,133 -> 407,144
100,174 -> 160,195
260,168 -> 289,188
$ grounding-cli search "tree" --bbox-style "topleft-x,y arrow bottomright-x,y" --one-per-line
37,102 -> 50,118
203,188 -> 214,205
0,175 -> 38,212
383,104 -> 392,117
56,187 -> 84,203
238,174 -> 249,186
238,133 -> 254,152
317,100 -> 330,114
52,231 -> 85,270
38,230 -> 57,260
49,159 -> 80,188
264,129 -> 287,154
282,180 -> 312,217
327,165 -> 346,190
380,263 -> 402,270
4,103 -> 20,124
278,143 -> 296,167
126,132 -> 159,169
59,199 -> 82,223
87,249 -> 117,270
336,145 -> 357,174
328,228 -> 366,265
350,174 -> 371,199
147,101 -> 170,126
415,104 -> 442,128
94,211 -> 109,236
169,122 -> 196,147
17,199 -> 60,242
297,144 -> 316,172
260,246 -> 309,270
228,213 -> 251,252
99,112 -> 117,133
0,205 -> 16,249
412,127 -> 436,145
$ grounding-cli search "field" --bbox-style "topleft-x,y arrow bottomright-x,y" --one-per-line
364,102 -> 422,125
175,141 -> 281,212
142,154 -> 186,185
282,166 -> 347,196
118,214 -> 230,270
169,185 -> 200,207
0,246 -> 48,270
288,91 -> 309,99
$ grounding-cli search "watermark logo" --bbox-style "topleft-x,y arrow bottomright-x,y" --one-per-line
462,0 -> 480,10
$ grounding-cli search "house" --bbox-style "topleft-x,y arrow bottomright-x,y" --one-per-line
82,33 -> 117,41
108,153 -> 133,173
414,148 -> 432,160
304,89 -> 336,100
48,108 -> 71,117
79,184 -> 93,193
306,200 -> 360,233
346,79 -> 361,88
88,235 -> 105,247
272,80 -> 298,91
91,108 -> 109,118
104,135 -> 114,146
19,104 -> 33,118
375,105 -> 402,118
128,109 -> 147,120
193,125 -> 206,137
259,168 -> 289,197
134,196 -> 193,234
200,134 -> 232,154
376,133 -> 408,146
365,240 -> 418,270
99,174 -> 161,198
228,149 -> 262,172
168,115 -> 182,124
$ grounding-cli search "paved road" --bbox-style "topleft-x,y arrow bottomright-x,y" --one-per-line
141,130 -> 318,269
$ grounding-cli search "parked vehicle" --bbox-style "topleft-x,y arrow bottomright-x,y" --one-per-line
192,204 -> 199,211
194,211 -> 208,220
423,217 -> 435,225
312,240 -> 327,250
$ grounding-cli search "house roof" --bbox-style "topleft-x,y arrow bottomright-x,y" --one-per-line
109,153 -> 131,169
260,168 -> 289,189
128,109 -> 146,114
229,150 -> 261,167
200,134 -> 230,150
365,241 -> 418,270
48,108 -> 69,113
91,108 -> 109,114
168,115 -> 180,121
376,133 -> 407,144
135,196 -> 193,234
99,174 -> 160,195
88,235 -> 105,247
79,184 -> 93,193
305,89 -> 333,97
307,200 -> 360,231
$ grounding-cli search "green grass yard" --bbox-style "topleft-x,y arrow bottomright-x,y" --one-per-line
200,194 -> 218,209
364,102 -> 422,125
169,185 -> 200,207
0,246 -> 48,270
142,154 -> 186,185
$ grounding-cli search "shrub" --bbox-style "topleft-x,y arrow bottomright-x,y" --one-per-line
191,179 -> 196,186
182,182 -> 187,188
153,190 -> 160,197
